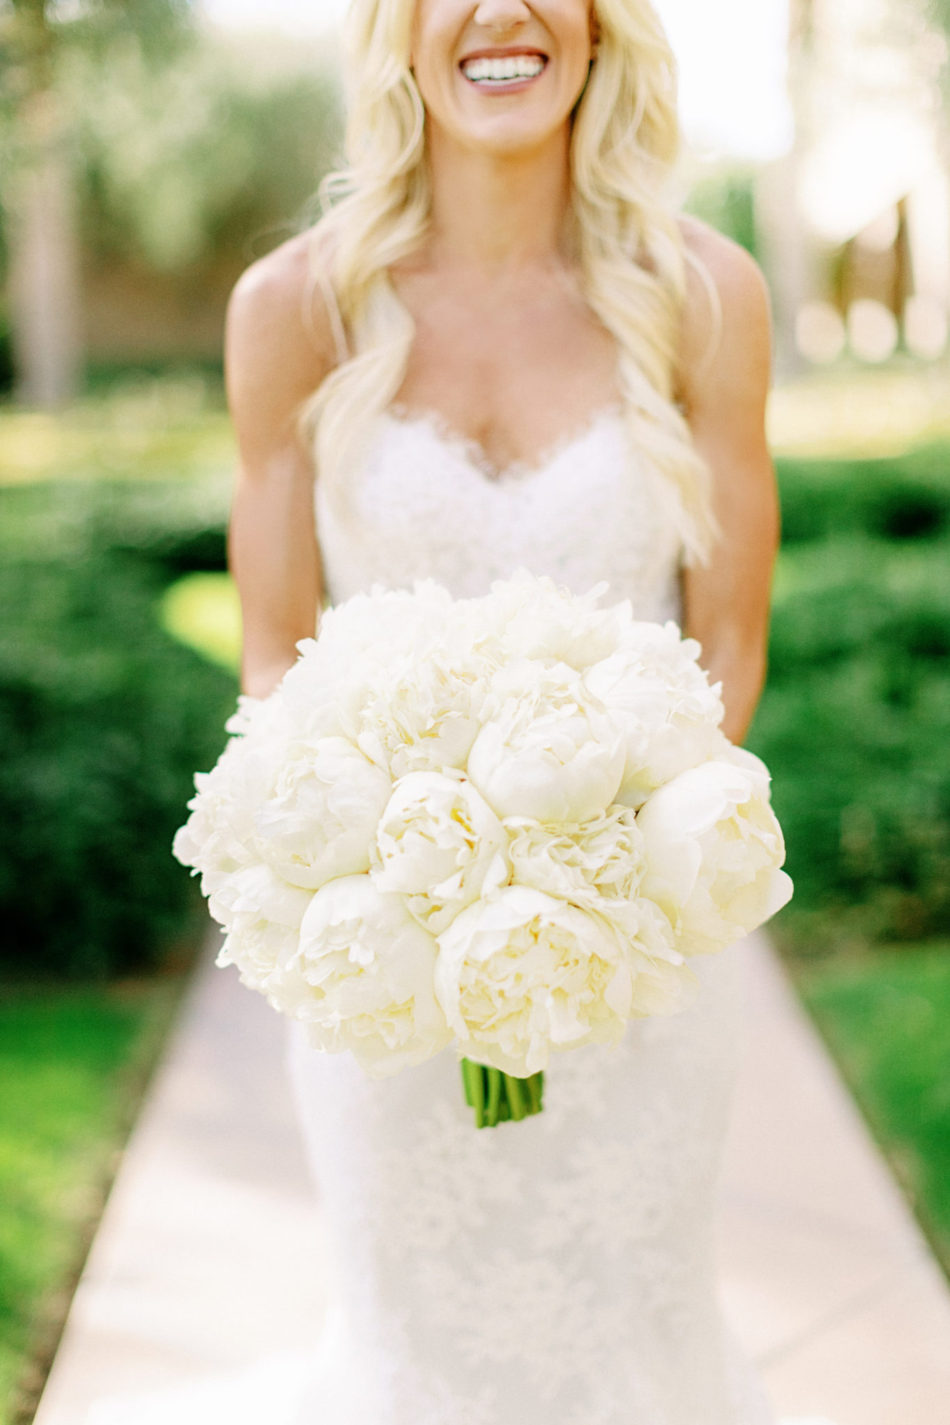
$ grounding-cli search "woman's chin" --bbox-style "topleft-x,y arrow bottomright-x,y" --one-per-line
442,113 -> 570,161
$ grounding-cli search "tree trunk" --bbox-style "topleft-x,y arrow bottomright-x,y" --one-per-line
754,150 -> 813,381
753,0 -> 815,381
7,87 -> 83,407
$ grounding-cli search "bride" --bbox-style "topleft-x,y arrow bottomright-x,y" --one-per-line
224,0 -> 781,1421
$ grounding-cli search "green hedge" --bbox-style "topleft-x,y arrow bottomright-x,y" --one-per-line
0,482 -> 235,981
777,443 -> 950,546
0,478 -> 228,581
748,450 -> 950,952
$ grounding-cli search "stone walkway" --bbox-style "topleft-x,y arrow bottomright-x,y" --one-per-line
32,932 -> 950,1424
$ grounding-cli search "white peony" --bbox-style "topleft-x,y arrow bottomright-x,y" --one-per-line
355,648 -> 491,780
214,864 -> 313,994
252,735 -> 392,889
475,568 -> 631,671
502,810 -> 696,1015
312,579 -> 456,670
277,579 -> 461,743
282,873 -> 452,1077
173,733 -> 275,911
466,658 -> 625,824
434,885 -> 637,1076
636,745 -> 794,955
584,621 -> 726,810
504,804 -> 647,908
270,650 -> 364,743
372,770 -> 510,933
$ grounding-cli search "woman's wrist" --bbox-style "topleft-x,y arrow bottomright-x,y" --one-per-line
240,655 -> 299,700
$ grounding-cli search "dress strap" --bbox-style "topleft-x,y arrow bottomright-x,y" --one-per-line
310,261 -> 351,367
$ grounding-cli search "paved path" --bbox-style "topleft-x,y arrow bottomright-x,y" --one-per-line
32,933 -> 950,1424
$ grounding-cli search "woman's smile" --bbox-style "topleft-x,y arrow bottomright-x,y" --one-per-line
459,47 -> 550,95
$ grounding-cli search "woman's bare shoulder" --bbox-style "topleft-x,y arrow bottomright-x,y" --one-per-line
673,213 -> 772,407
224,227 -> 339,445
676,212 -> 768,293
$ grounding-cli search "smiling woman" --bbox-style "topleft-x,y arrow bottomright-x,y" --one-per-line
210,0 -> 785,1422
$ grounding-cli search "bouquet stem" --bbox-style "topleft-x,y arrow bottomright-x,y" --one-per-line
460,1058 -> 544,1128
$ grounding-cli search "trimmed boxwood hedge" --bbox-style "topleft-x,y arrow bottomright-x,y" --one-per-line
0,482 -> 235,981
748,451 -> 950,951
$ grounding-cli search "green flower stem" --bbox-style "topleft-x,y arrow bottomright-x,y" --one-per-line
460,1059 -> 545,1128
486,1066 -> 503,1126
504,1074 -> 528,1120
463,1058 -> 486,1127
461,1059 -> 476,1108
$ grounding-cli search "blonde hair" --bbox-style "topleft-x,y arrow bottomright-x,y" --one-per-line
296,0 -> 723,566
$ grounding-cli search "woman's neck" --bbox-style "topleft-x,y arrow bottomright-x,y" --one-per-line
424,125 -> 577,278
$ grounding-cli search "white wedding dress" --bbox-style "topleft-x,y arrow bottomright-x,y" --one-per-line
281,388 -> 780,1425
79,362 -> 785,1425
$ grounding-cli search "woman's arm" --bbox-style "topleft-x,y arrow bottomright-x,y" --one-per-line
224,233 -> 336,699
676,218 -> 780,746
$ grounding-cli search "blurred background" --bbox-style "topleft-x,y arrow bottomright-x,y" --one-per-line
1,0 -> 949,1420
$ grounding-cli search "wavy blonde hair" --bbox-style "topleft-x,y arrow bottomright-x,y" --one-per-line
296,0 -> 723,566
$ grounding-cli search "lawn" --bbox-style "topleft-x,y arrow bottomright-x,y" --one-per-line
789,941 -> 950,1270
0,372 -> 233,487
0,975 -> 192,1425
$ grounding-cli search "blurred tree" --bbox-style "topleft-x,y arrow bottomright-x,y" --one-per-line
924,0 -> 950,112
0,0 -> 194,406
683,166 -> 760,264
70,31 -> 341,277
928,0 -> 950,38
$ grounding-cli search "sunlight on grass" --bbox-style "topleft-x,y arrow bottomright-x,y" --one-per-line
769,360 -> 950,458
0,376 -> 235,486
160,573 -> 242,673
6,363 -> 950,483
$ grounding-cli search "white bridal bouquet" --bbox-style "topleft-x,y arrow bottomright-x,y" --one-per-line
173,570 -> 793,1128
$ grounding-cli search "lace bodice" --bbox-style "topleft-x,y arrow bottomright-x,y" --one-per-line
314,402 -> 685,622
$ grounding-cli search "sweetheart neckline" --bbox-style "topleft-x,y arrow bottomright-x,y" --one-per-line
378,401 -> 627,483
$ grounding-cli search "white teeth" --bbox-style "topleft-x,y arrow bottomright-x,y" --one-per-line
461,55 -> 546,84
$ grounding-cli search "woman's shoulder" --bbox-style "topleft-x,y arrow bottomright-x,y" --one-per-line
675,212 -> 767,289
674,213 -> 771,336
224,227 -> 340,418
672,213 -> 772,407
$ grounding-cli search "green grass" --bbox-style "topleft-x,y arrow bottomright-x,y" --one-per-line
0,374 -> 233,487
160,572 -> 242,673
789,941 -> 950,1272
768,355 -> 950,458
0,974 -> 192,1425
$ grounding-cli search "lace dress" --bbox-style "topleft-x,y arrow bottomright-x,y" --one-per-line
282,394 -> 780,1425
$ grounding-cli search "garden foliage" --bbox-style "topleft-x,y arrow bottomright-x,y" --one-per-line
0,481 -> 235,980
749,442 -> 950,949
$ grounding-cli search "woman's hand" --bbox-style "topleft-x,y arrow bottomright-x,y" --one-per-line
677,220 -> 780,747
224,234 -> 335,700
